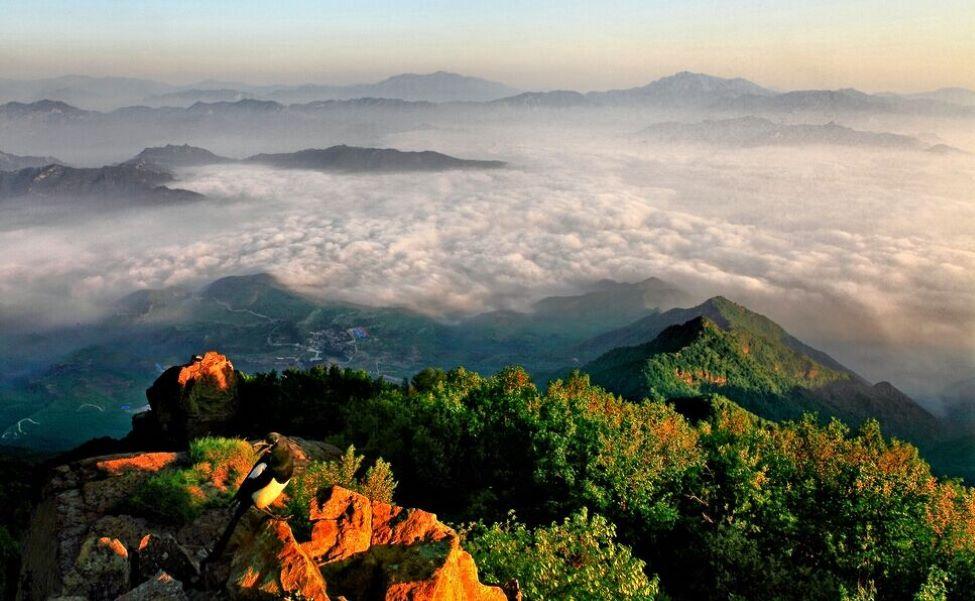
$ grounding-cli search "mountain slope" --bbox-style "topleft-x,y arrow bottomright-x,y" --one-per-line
581,297 -> 938,439
0,164 -> 202,204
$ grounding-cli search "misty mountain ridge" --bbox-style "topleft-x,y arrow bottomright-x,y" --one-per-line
0,99 -> 91,119
0,71 -> 521,109
0,163 -> 201,205
637,116 -> 961,151
3,71 -> 972,116
0,149 -> 62,172
0,273 -> 690,446
244,145 -> 506,172
120,144 -> 234,170
885,87 -> 975,107
118,143 -> 505,173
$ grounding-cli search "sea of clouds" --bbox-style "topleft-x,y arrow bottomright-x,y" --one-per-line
0,123 -> 972,398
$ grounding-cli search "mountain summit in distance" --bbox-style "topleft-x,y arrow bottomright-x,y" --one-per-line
350,71 -> 522,103
591,70 -> 774,105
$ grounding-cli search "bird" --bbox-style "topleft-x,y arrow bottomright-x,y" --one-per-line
202,432 -> 295,566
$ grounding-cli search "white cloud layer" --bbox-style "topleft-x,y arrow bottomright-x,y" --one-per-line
1,125 -> 973,397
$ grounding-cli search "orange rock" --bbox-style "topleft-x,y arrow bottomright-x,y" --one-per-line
228,519 -> 328,601
308,487 -> 506,601
371,504 -> 452,547
98,536 -> 128,559
96,452 -> 179,475
144,351 -> 240,443
230,487 -> 506,601
303,487 -> 372,561
385,546 -> 508,601
177,351 -> 234,391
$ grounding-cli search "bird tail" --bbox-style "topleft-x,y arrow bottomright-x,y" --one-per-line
202,500 -> 249,566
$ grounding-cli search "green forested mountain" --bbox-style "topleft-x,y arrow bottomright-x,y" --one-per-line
580,297 -> 939,441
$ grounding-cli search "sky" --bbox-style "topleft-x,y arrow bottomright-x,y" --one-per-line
0,0 -> 972,92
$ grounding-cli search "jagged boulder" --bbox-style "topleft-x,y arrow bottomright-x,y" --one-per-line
139,352 -> 239,445
302,486 -> 506,601
61,536 -> 129,601
303,486 -> 372,562
117,571 -> 189,601
134,533 -> 199,585
227,519 -> 328,601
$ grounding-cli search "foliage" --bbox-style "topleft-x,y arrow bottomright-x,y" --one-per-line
239,362 -> 975,600
463,508 -> 659,601
0,526 -> 20,601
237,365 -> 388,438
914,567 -> 948,601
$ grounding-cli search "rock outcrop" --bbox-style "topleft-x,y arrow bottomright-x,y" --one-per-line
228,520 -> 328,601
61,536 -> 129,600
296,486 -> 506,601
117,571 -> 189,601
18,452 -> 505,601
17,451 -> 184,601
136,352 -> 239,446
18,351 -> 507,600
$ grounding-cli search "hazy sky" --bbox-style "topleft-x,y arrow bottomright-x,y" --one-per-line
1,0 -> 972,92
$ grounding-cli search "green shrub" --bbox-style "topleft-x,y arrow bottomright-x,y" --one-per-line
126,468 -> 208,523
463,508 -> 659,601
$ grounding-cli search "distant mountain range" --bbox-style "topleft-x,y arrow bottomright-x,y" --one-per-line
886,87 -> 975,107
637,116 -> 964,152
487,72 -> 974,116
0,72 -> 522,110
2,71 -> 972,116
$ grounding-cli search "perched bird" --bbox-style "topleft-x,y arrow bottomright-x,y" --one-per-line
203,432 -> 295,565
232,432 -> 295,516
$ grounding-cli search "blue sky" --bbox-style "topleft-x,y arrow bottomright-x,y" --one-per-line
1,0 -> 972,91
